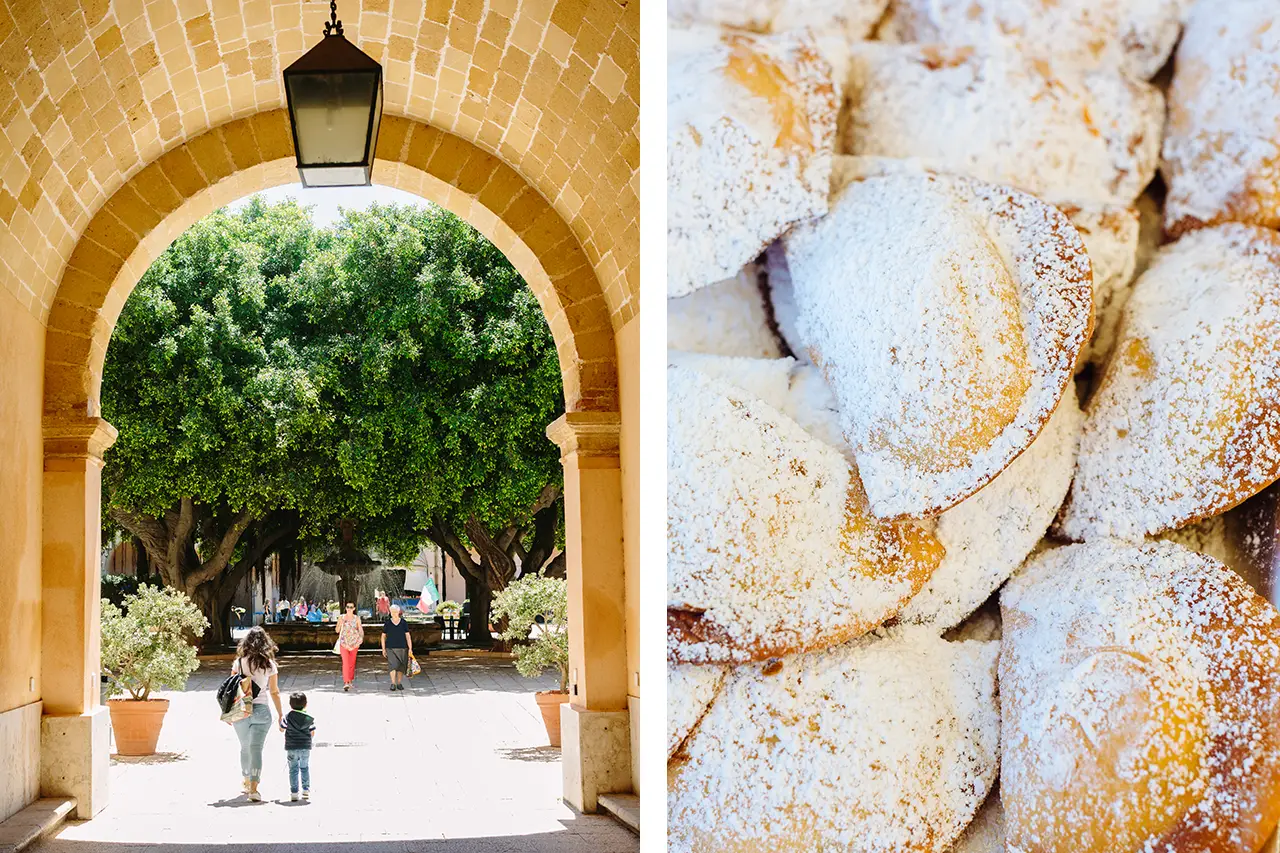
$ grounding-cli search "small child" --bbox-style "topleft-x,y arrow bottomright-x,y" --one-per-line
280,692 -> 316,801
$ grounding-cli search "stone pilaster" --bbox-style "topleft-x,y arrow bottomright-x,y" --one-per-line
41,417 -> 116,818
546,412 -> 632,811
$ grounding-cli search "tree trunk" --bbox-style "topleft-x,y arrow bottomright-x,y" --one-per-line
465,575 -> 493,648
189,584 -> 223,650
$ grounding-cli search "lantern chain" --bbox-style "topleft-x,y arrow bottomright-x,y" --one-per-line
324,0 -> 343,36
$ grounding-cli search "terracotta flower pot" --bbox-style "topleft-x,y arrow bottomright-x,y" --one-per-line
107,698 -> 170,756
535,690 -> 570,747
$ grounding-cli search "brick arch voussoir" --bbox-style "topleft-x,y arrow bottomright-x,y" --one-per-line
42,110 -> 614,421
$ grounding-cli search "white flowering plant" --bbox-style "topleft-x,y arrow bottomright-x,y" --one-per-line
491,576 -> 568,694
100,585 -> 208,701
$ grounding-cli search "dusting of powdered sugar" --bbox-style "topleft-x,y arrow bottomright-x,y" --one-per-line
667,351 -> 847,452
951,790 -> 1006,853
668,0 -> 890,39
1161,0 -> 1280,237
1056,201 -> 1140,370
667,365 -> 944,663
1000,540 -> 1280,853
1058,224 -> 1280,541
668,25 -> 837,297
669,626 -> 1001,853
667,265 -> 784,358
901,382 -> 1083,630
668,662 -> 727,758
841,42 -> 1164,206
785,167 -> 1092,518
877,0 -> 1192,80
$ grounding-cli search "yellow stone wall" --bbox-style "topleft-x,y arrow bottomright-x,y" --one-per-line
0,285 -> 44,714
616,313 -> 640,793
0,0 -> 640,815
0,0 -> 638,330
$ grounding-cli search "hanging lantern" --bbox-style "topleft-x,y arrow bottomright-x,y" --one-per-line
282,1 -> 383,187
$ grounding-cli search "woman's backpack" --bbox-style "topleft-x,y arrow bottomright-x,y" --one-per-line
216,672 -> 244,714
216,658 -> 260,713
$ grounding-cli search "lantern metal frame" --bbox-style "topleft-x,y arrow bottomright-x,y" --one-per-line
282,0 -> 384,188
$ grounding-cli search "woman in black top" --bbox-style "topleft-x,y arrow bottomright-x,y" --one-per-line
380,604 -> 413,691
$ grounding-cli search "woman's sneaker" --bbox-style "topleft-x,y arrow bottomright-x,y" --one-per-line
247,791 -> 262,803
302,790 -> 311,801
291,792 -> 299,802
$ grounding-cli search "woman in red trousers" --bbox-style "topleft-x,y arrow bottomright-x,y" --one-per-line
335,602 -> 364,691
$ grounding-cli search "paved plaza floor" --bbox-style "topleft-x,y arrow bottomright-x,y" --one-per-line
33,653 -> 637,853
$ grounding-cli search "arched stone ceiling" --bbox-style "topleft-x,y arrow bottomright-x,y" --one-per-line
0,0 -> 638,329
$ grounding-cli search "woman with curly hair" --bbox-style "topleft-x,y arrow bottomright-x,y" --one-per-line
232,626 -> 283,801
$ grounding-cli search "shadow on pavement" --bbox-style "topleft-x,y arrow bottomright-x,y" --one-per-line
494,746 -> 560,763
34,817 -> 640,853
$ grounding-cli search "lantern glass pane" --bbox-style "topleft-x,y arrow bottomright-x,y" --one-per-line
288,71 -> 377,165
299,165 -> 370,187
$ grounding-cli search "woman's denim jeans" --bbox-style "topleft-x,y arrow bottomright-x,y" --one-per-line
234,703 -> 272,781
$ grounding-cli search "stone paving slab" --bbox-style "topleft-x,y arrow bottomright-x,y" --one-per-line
31,655 -> 636,853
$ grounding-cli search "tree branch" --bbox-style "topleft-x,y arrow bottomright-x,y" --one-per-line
427,520 -> 484,585
465,515 -> 518,589
186,508 -> 254,589
167,497 -> 196,582
541,550 -> 566,579
108,506 -> 171,575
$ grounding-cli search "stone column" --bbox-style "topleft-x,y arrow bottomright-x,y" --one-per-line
546,412 -> 632,812
40,417 -> 116,819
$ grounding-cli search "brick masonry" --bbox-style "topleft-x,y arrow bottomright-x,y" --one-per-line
0,0 -> 637,413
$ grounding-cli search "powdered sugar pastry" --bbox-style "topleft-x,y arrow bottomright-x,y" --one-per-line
668,0 -> 890,39
842,43 -> 1163,206
668,662 -> 727,758
669,26 -> 837,297
877,0 -> 1192,80
669,627 -> 1000,853
785,168 -> 1092,518
1059,224 -> 1280,541
666,365 -> 943,663
1162,0 -> 1280,238
1000,540 -> 1280,853
667,265 -> 784,358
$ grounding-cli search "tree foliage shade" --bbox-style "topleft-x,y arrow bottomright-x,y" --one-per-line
101,197 -> 565,643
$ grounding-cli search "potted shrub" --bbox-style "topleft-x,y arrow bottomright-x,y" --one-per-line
491,576 -> 569,747
100,585 -> 208,756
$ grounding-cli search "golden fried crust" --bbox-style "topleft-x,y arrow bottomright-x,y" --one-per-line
1001,541 -> 1280,853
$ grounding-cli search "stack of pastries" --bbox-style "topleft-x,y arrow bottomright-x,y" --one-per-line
667,1 -> 1280,851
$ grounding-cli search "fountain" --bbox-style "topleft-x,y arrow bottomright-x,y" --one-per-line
264,521 -> 439,650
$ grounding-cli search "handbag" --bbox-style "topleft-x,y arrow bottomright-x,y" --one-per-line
218,660 -> 255,724
408,653 -> 422,677
217,659 -> 259,713
220,691 -> 252,725
332,638 -> 342,655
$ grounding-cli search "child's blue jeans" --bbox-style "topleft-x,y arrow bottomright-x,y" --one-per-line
286,749 -> 311,793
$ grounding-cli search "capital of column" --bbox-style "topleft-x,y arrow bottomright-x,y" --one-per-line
546,412 -> 621,461
43,416 -> 118,463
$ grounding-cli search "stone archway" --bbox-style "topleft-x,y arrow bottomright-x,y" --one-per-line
37,111 -> 630,819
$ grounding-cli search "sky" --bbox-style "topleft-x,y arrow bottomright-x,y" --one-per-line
224,183 -> 434,227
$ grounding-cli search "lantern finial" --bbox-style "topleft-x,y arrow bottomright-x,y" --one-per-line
324,0 -> 343,37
